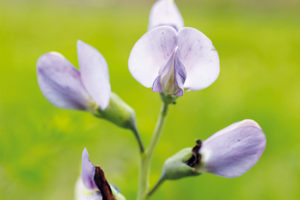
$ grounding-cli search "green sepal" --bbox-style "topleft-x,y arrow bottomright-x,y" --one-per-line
93,92 -> 137,131
161,148 -> 201,180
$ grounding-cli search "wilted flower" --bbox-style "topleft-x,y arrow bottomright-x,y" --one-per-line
149,0 -> 184,30
160,120 -> 266,180
75,148 -> 126,200
37,41 -> 141,140
129,26 -> 219,96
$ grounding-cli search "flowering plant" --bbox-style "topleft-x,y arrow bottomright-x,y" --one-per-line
36,1 -> 266,199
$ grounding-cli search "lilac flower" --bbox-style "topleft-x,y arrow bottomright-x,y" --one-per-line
197,119 -> 266,178
75,148 -> 126,200
37,41 -> 140,136
149,0 -> 184,30
37,40 -> 110,111
128,26 -> 220,96
161,120 -> 266,180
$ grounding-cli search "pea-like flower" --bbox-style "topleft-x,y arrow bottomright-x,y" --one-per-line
129,26 -> 220,96
37,40 -> 111,111
149,0 -> 184,30
37,41 -> 141,143
75,148 -> 126,200
160,120 -> 266,181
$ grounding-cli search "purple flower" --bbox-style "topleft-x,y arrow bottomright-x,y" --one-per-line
37,40 -> 111,111
198,119 -> 266,178
128,26 -> 220,96
149,0 -> 184,30
162,120 -> 266,180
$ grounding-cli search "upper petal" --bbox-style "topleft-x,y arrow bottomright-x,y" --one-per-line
128,26 -> 178,87
81,148 -> 97,190
200,120 -> 266,178
149,0 -> 184,31
77,40 -> 111,110
37,52 -> 91,110
177,27 -> 220,90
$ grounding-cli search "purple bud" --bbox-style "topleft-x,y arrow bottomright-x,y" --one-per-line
199,120 -> 266,178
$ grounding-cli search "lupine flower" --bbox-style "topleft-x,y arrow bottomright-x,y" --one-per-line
149,0 -> 184,30
75,148 -> 126,200
129,26 -> 219,96
37,41 -> 139,134
161,120 -> 266,180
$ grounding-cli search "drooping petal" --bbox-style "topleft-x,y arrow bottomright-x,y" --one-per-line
177,27 -> 220,90
200,120 -> 266,178
81,148 -> 97,190
37,52 -> 91,110
152,48 -> 186,96
77,40 -> 111,110
149,0 -> 184,31
128,26 -> 178,87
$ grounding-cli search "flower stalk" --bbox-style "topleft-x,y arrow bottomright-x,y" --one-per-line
137,101 -> 169,200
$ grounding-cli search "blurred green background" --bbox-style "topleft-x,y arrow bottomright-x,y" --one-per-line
0,0 -> 300,199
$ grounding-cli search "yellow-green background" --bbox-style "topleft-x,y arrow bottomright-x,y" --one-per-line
0,0 -> 299,199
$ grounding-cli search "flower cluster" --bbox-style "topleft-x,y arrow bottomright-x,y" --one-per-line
36,1 -> 266,200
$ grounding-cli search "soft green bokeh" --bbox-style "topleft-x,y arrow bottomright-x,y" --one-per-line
0,0 -> 299,199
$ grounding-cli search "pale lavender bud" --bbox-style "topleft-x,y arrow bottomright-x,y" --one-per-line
128,26 -> 219,97
198,120 -> 266,178
160,120 -> 266,181
149,0 -> 184,31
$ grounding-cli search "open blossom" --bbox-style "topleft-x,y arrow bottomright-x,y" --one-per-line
37,40 -> 111,111
37,41 -> 139,133
75,148 -> 126,200
149,0 -> 184,30
162,120 -> 266,180
129,26 -> 220,96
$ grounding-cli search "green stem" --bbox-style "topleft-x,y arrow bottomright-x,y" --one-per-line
137,102 -> 169,200
132,127 -> 145,154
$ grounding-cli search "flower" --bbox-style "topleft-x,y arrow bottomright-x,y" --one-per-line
197,119 -> 266,178
149,0 -> 184,30
128,26 -> 220,96
37,41 -> 139,133
37,40 -> 110,111
75,148 -> 126,200
160,120 -> 266,180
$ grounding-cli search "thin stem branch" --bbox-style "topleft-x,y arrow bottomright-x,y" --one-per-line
136,102 -> 169,200
132,127 -> 145,154
147,177 -> 166,197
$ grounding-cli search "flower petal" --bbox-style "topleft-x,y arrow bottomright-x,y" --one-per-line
37,52 -> 91,110
152,49 -> 186,96
128,26 -> 178,87
75,178 -> 102,200
81,148 -> 97,190
200,120 -> 266,178
77,40 -> 111,110
177,27 -> 220,90
149,0 -> 184,31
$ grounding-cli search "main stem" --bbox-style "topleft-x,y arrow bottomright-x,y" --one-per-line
137,102 -> 169,200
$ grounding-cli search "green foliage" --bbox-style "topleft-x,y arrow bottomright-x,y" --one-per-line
0,1 -> 299,200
